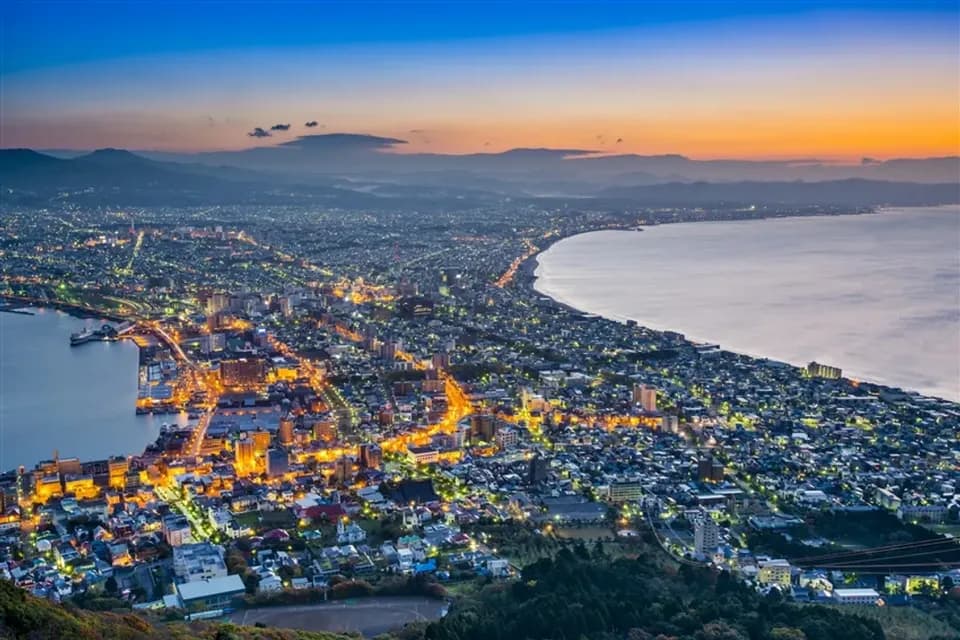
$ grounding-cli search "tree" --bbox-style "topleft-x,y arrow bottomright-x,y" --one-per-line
771,628 -> 807,640
104,576 -> 118,596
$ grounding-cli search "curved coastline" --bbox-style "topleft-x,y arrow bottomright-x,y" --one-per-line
0,307 -> 177,474
523,208 -> 960,402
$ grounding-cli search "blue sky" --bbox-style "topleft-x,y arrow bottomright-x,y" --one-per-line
2,1 -> 958,157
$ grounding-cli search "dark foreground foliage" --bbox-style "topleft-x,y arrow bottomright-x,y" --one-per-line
0,577 -> 352,640
411,545 -> 890,640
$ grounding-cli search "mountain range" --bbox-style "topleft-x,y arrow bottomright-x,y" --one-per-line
2,134 -> 958,207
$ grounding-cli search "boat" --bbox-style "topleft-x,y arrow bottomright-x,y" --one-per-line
70,323 -> 118,346
70,328 -> 97,346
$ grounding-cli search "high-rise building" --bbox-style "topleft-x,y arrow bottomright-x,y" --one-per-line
432,351 -> 450,370
108,456 -> 129,489
251,428 -> 271,456
206,293 -> 229,315
694,516 -> 720,556
528,455 -> 549,485
661,414 -> 680,434
359,444 -> 382,470
633,384 -> 657,412
278,417 -> 295,446
495,427 -> 518,450
310,419 -> 336,442
235,436 -> 255,472
266,449 -> 289,477
470,414 -> 498,443
201,333 -> 226,354
697,453 -> 723,483
219,358 -> 264,387
334,456 -> 354,484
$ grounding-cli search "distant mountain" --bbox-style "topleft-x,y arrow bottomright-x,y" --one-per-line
598,179 -> 960,206
126,134 -> 960,188
0,148 -> 505,208
1,142 -> 957,208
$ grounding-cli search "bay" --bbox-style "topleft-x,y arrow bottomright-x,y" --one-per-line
534,206 -> 960,401
0,308 -> 186,471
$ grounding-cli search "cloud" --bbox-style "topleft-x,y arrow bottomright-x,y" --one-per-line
305,121 -> 319,128
861,157 -> 880,165
270,123 -> 291,131
247,127 -> 271,138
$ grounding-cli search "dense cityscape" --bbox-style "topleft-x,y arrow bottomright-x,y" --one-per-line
0,199 -> 958,638
3,1 -> 960,639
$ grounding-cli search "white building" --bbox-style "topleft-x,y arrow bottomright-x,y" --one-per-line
162,515 -> 193,547
173,542 -> 227,583
694,517 -> 720,557
833,588 -> 881,606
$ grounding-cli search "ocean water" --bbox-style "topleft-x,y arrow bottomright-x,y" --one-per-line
0,308 -> 187,471
534,206 -> 960,401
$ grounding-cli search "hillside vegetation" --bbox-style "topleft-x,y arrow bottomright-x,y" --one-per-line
0,578 -> 352,640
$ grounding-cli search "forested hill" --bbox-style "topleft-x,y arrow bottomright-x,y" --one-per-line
414,544 -> 894,640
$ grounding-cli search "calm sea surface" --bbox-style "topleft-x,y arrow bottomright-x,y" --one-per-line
535,206 -> 960,401
0,308 -> 186,471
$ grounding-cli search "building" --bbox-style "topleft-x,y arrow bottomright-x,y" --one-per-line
694,517 -> 720,557
660,414 -> 680,434
266,448 -> 289,477
757,559 -> 793,587
278,417 -> 295,446
234,436 -> 255,473
407,446 -> 440,465
107,456 -> 129,489
173,542 -> 228,583
833,588 -> 881,605
528,455 -> 549,484
495,427 -> 518,450
175,574 -> 246,612
633,384 -> 657,412
698,453 -> 724,483
162,515 -> 193,547
310,418 -> 336,442
431,351 -> 450,370
469,414 -> 498,443
807,361 -> 842,380
219,358 -> 264,387
201,333 -> 226,354
334,455 -> 354,484
206,293 -> 229,315
336,517 -> 367,544
606,480 -> 643,503
359,444 -> 382,470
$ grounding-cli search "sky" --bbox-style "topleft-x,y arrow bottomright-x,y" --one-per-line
2,1 -> 959,160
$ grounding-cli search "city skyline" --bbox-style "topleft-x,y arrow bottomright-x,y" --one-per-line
2,0 -> 959,160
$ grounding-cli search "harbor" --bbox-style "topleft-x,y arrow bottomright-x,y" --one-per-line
69,320 -> 135,346
0,308 -> 178,471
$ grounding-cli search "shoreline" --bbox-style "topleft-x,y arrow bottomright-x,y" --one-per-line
0,306 -> 165,477
517,207 -> 959,404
